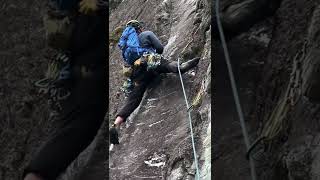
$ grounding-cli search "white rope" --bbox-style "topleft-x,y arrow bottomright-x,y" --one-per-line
215,0 -> 257,179
177,58 -> 200,180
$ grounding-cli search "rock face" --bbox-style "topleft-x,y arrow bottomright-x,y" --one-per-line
214,0 -> 320,179
0,1 -> 51,179
109,0 -> 211,179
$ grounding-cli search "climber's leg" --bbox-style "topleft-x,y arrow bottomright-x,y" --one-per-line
156,57 -> 200,74
116,81 -> 149,122
109,80 -> 150,144
23,99 -> 106,179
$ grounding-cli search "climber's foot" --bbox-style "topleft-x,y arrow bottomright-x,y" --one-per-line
180,57 -> 200,73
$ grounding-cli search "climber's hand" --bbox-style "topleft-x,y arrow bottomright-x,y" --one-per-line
79,0 -> 98,14
134,59 -> 142,66
134,59 -> 147,67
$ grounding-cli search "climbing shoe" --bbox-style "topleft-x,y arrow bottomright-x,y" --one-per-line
110,126 -> 120,144
179,57 -> 200,73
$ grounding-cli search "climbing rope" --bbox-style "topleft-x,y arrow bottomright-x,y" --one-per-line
247,39 -> 307,158
215,0 -> 258,180
174,18 -> 202,179
177,57 -> 200,180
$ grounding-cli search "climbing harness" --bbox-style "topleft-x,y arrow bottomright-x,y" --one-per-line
142,52 -> 162,71
133,52 -> 161,69
177,58 -> 200,180
120,53 -> 161,97
215,0 -> 258,180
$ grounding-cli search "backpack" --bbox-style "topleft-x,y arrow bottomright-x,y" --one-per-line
118,26 -> 154,65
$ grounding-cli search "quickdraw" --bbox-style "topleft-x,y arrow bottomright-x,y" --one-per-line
34,52 -> 72,113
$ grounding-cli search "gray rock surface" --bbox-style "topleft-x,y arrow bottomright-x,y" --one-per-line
109,0 -> 211,179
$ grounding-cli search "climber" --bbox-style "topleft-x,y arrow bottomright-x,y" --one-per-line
23,0 -> 107,180
109,20 -> 200,145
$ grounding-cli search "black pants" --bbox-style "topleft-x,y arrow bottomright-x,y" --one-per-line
117,58 -> 182,121
23,13 -> 107,180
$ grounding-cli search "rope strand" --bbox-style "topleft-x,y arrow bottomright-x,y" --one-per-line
177,58 -> 200,180
215,0 -> 257,180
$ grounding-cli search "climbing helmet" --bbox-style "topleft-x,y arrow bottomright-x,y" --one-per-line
126,20 -> 142,29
